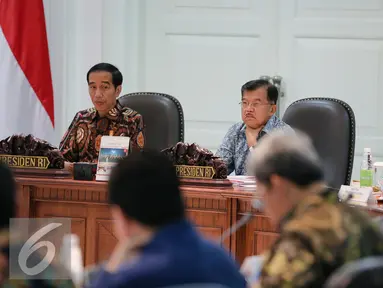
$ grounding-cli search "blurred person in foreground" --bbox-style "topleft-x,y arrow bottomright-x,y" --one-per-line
0,164 -> 74,287
247,130 -> 383,288
216,79 -> 292,175
87,150 -> 247,288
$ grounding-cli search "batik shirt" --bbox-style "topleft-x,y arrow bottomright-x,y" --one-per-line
60,103 -> 145,163
216,115 -> 291,175
0,229 -> 75,288
254,189 -> 383,288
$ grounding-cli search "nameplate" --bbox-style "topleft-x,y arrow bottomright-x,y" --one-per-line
0,154 -> 50,169
175,165 -> 215,179
339,185 -> 376,205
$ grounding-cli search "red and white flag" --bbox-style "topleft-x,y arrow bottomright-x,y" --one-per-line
0,0 -> 55,144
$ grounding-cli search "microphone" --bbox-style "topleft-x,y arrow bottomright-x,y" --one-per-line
59,113 -> 81,151
220,213 -> 252,244
219,199 -> 264,244
252,199 -> 264,212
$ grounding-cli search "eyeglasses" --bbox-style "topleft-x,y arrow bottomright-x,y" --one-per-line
239,101 -> 274,109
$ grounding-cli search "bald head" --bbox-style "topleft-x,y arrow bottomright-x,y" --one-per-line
248,130 -> 324,187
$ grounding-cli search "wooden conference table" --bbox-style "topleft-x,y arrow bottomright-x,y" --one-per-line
15,176 -> 383,266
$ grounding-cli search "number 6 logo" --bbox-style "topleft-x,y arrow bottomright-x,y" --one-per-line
18,223 -> 63,276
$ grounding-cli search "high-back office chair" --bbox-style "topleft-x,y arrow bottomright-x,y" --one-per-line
118,92 -> 184,150
324,256 -> 383,288
282,98 -> 356,189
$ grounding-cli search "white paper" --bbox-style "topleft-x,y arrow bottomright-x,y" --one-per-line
339,185 -> 376,205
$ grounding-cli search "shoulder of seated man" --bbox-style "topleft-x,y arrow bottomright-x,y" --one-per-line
120,107 -> 142,122
226,122 -> 245,135
76,107 -> 96,119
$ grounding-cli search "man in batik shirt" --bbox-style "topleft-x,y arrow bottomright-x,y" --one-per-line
247,130 -> 383,288
60,63 -> 144,165
216,79 -> 291,175
0,164 -> 74,288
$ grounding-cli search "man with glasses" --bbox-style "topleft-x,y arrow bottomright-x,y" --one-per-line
216,79 -> 292,175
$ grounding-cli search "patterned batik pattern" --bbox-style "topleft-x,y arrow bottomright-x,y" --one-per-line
60,104 -> 145,163
216,115 -> 292,175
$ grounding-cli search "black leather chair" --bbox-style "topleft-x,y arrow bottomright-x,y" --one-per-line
324,256 -> 383,288
118,92 -> 184,151
282,98 -> 356,189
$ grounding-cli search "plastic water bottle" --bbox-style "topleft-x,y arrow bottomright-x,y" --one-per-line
360,148 -> 374,187
60,234 -> 84,287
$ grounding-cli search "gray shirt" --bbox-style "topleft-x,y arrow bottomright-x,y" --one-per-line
216,115 -> 292,175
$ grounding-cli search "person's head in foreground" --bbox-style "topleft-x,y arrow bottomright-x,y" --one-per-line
0,164 -> 15,230
0,164 -> 16,284
103,150 -> 247,288
247,131 -> 383,288
87,62 -> 123,117
109,149 -> 185,240
248,130 -> 325,226
0,164 -> 74,287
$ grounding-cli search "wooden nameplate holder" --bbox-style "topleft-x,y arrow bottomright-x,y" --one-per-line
11,168 -> 71,179
175,165 -> 232,188
0,154 -> 71,179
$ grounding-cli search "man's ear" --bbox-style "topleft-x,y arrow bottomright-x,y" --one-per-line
115,85 -> 122,97
111,205 -> 130,239
269,104 -> 277,115
269,174 -> 284,191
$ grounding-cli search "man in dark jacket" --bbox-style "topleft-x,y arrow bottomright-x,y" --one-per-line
88,150 -> 247,288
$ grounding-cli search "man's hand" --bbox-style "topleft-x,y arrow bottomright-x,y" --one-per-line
64,162 -> 74,174
241,255 -> 265,284
105,235 -> 152,273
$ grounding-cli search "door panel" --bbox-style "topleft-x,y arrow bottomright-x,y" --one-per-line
143,0 -> 278,151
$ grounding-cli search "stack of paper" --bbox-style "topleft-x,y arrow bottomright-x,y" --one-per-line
227,175 -> 256,189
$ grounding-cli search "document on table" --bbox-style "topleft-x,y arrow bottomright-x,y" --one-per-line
227,175 -> 256,188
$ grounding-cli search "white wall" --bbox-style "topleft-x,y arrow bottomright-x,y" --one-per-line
43,0 -> 383,181
43,0 -> 144,146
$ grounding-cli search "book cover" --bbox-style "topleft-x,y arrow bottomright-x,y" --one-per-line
95,136 -> 130,181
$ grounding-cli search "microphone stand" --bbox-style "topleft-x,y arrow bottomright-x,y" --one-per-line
220,213 -> 253,244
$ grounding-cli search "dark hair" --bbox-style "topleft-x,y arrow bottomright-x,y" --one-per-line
0,164 -> 15,229
255,151 -> 324,187
241,79 -> 279,104
86,63 -> 123,88
108,150 -> 185,227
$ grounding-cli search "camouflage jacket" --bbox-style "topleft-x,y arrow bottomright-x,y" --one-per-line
0,230 -> 75,288
255,189 -> 383,288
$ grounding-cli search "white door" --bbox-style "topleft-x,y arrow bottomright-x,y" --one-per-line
143,0 -> 382,181
143,0 -> 279,151
278,0 -> 383,180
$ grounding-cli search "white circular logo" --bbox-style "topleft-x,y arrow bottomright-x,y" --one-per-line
18,223 -> 63,276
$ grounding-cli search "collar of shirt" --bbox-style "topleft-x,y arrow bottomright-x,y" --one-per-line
278,188 -> 337,231
239,114 -> 280,142
141,219 -> 198,253
89,101 -> 123,122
